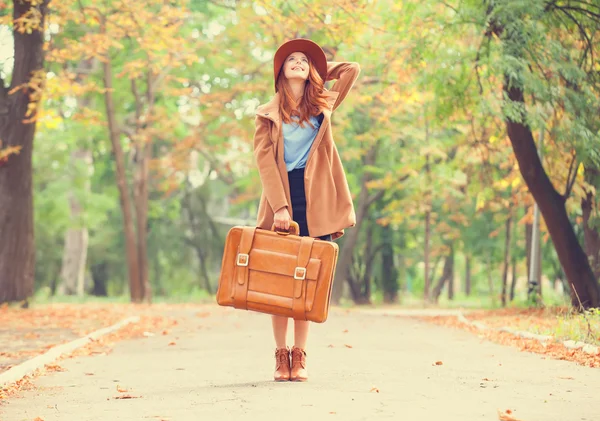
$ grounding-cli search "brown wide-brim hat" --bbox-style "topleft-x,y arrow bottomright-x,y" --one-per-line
273,38 -> 327,92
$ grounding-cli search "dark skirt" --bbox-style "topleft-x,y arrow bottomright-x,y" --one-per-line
288,167 -> 332,241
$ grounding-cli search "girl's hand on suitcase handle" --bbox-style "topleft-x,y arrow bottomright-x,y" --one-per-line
274,207 -> 291,231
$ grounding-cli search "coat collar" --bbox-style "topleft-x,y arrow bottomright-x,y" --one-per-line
255,90 -> 339,123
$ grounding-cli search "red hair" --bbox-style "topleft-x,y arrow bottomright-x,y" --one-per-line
276,56 -> 329,128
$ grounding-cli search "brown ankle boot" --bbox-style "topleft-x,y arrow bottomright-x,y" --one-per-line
290,346 -> 308,382
273,348 -> 291,381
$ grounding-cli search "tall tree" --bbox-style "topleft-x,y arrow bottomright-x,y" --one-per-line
487,2 -> 600,308
0,0 -> 50,303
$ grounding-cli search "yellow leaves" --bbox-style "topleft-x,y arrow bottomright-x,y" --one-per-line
0,142 -> 22,163
14,6 -> 43,34
8,69 -> 46,124
475,193 -> 486,211
420,145 -> 447,160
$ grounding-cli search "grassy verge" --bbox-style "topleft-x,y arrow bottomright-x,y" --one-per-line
466,307 -> 600,346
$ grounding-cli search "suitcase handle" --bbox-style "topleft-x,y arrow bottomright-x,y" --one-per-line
271,221 -> 300,236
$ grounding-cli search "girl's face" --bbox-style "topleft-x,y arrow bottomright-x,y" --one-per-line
283,51 -> 309,82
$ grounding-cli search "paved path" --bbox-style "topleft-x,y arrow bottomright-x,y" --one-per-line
1,306 -> 598,421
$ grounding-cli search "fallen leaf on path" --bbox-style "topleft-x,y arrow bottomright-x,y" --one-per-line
113,394 -> 142,399
433,361 -> 443,366
162,330 -> 169,335
117,385 -> 129,393
344,344 -> 353,348
33,417 -> 45,421
370,386 -> 379,393
168,341 -> 176,346
342,329 -> 348,333
482,378 -> 492,381
44,364 -> 65,372
498,409 -> 522,421
84,372 -> 94,376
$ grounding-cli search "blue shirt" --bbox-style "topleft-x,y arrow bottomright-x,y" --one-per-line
283,115 -> 322,172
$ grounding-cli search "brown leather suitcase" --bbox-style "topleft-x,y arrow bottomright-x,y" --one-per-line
216,222 -> 339,323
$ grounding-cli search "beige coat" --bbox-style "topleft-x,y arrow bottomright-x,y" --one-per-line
253,61 -> 361,240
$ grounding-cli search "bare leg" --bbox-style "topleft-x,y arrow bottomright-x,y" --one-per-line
293,319 -> 310,349
271,315 -> 289,349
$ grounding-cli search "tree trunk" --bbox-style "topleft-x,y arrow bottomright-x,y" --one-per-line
332,142 -> 381,304
424,208 -> 431,302
345,255 -> 365,303
447,252 -> 455,300
182,184 -> 213,294
133,141 -> 152,303
510,254 -> 518,301
361,219 -> 375,304
501,80 -> 599,308
91,262 -> 108,297
501,216 -> 512,307
465,255 -> 471,296
0,1 -> 50,304
432,245 -> 453,303
381,223 -> 398,303
486,255 -> 496,305
525,210 -> 532,281
101,19 -> 142,303
58,151 -> 91,296
582,168 -> 600,280
131,73 -> 156,304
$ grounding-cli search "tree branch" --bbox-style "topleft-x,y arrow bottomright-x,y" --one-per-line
555,6 -> 595,65
561,5 -> 600,21
366,189 -> 385,208
564,152 -> 579,198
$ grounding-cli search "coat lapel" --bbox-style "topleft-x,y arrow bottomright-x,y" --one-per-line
254,89 -> 339,161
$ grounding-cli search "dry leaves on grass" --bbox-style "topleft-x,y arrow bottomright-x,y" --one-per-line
422,315 -> 600,368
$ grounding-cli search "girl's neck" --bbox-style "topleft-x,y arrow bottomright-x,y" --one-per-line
288,80 -> 305,103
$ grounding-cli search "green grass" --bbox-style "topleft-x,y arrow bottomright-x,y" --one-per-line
27,286 -> 215,307
519,308 -> 600,346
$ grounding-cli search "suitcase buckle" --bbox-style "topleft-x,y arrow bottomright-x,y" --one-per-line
294,267 -> 306,280
236,253 -> 249,267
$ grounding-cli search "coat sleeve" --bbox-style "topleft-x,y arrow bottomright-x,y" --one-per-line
253,115 -> 288,213
326,62 -> 361,112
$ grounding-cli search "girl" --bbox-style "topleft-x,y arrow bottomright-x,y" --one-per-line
253,38 -> 360,381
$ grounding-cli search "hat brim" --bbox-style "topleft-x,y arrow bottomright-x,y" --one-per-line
273,38 -> 327,92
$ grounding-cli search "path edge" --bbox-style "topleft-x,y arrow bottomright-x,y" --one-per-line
457,313 -> 600,356
0,315 -> 140,389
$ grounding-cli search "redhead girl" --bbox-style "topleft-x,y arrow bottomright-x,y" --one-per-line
253,38 -> 360,381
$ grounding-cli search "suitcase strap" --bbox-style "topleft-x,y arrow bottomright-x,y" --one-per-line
233,226 -> 256,309
292,236 -> 315,320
